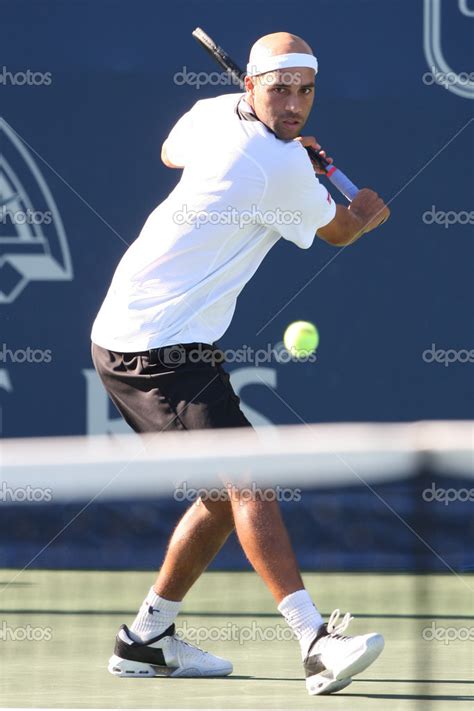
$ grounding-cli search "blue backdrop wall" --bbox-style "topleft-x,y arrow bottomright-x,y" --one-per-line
1,0 -> 473,437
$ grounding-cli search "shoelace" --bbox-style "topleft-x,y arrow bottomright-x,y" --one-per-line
326,609 -> 354,639
173,633 -> 208,655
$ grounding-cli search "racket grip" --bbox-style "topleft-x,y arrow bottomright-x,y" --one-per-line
326,167 -> 359,202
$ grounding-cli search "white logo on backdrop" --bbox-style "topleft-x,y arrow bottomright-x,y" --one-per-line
423,0 -> 474,99
0,117 -> 73,303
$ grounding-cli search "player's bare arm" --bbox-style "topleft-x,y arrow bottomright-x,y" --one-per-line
317,189 -> 390,247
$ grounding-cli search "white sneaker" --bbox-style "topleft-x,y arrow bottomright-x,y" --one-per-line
304,609 -> 384,695
108,623 -> 233,678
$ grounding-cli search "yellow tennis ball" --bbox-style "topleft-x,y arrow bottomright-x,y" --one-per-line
283,321 -> 319,358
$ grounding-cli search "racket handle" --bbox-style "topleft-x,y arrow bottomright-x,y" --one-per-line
305,146 -> 359,202
325,167 -> 359,202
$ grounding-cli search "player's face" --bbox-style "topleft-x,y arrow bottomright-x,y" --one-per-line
246,68 -> 315,140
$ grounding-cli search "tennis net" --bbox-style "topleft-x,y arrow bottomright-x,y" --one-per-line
1,420 -> 472,571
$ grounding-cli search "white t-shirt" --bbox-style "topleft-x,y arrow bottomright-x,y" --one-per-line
91,93 -> 336,351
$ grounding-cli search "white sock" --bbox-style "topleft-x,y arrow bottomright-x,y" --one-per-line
129,586 -> 182,642
278,589 -> 324,660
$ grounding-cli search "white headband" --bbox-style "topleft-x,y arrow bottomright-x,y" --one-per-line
246,52 -> 318,77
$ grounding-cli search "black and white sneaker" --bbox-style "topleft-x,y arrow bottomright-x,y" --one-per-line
108,624 -> 233,678
304,609 -> 384,695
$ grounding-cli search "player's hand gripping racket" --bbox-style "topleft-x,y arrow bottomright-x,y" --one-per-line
192,27 -> 359,202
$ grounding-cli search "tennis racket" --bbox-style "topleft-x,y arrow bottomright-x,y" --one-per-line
192,27 -> 359,202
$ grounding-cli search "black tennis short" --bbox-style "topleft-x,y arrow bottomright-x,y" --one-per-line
91,341 -> 252,433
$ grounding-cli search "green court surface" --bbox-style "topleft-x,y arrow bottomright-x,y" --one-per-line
0,570 -> 472,709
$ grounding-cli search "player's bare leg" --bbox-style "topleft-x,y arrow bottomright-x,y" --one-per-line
153,488 -> 304,604
229,493 -> 304,602
148,492 -> 304,604
230,491 -> 384,695
154,492 -> 304,602
153,497 -> 235,600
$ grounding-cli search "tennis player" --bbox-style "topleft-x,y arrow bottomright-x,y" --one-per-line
91,32 -> 390,695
